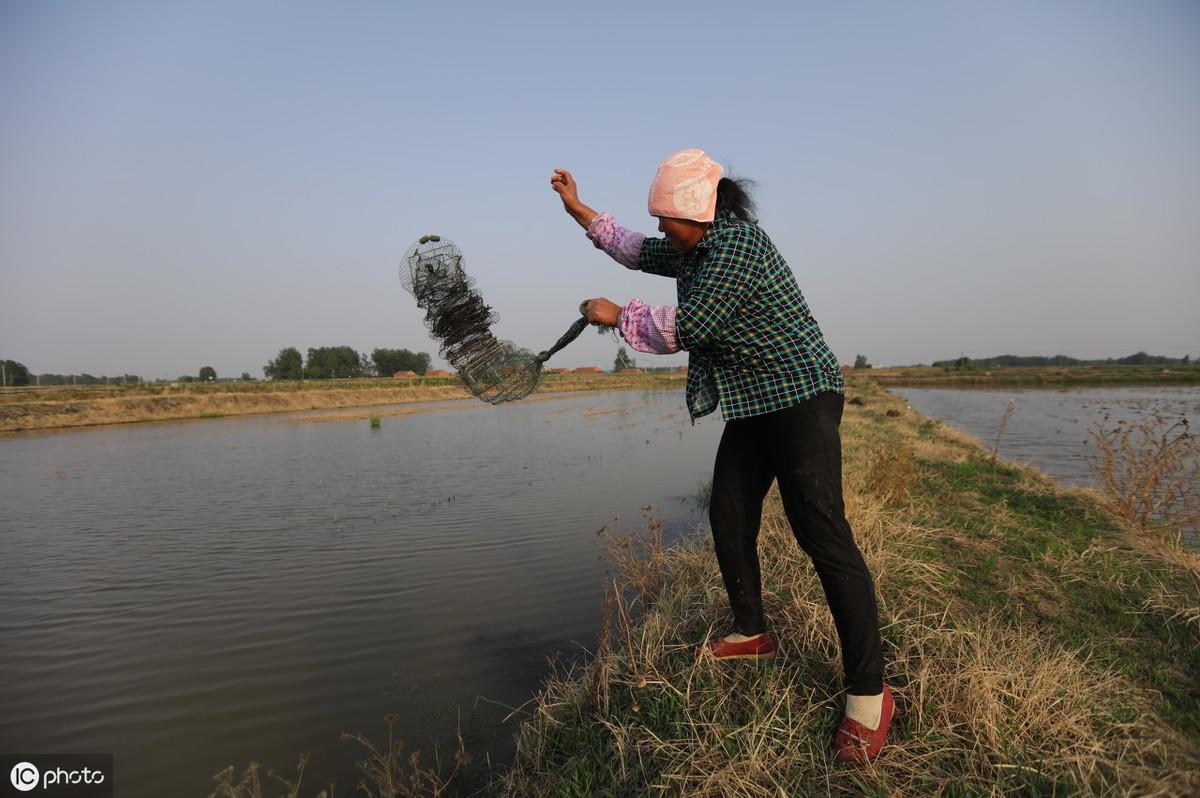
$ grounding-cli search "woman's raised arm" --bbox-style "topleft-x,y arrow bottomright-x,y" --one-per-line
550,169 -> 598,229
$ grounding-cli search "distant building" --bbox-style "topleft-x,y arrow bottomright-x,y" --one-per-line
572,366 -> 603,374
393,370 -> 418,378
619,368 -> 643,374
678,365 -> 688,373
424,369 -> 451,377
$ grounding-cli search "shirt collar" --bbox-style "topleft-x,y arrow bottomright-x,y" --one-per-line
695,211 -> 732,254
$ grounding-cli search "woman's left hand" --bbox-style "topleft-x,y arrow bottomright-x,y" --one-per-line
583,297 -> 622,327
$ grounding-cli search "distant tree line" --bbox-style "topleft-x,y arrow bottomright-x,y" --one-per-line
1,360 -> 146,386
933,352 -> 1192,370
263,347 -> 432,380
8,347 -> 1186,388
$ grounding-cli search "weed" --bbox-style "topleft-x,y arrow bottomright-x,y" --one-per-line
209,716 -> 467,798
990,397 -> 1016,465
692,480 -> 712,512
209,752 -> 315,798
342,714 -> 469,798
598,507 -> 670,607
1085,413 -> 1198,535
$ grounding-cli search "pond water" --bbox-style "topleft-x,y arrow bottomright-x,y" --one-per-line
891,385 -> 1199,543
0,389 -> 724,797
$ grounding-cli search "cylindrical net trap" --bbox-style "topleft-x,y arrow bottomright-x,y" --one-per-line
401,235 -> 592,404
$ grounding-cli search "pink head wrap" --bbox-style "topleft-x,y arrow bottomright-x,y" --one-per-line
647,149 -> 724,223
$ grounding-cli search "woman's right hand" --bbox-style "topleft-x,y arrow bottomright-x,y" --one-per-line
551,168 -> 598,230
582,297 -> 622,327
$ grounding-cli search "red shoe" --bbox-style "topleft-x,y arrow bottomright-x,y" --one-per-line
705,632 -> 776,661
832,685 -> 894,765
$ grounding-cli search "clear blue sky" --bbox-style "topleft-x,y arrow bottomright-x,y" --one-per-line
2,0 -> 1198,378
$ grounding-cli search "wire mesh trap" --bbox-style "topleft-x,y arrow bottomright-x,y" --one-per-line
400,234 -> 596,404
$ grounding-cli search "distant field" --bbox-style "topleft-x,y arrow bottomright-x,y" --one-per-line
7,365 -> 1192,432
0,373 -> 686,432
860,364 -> 1200,387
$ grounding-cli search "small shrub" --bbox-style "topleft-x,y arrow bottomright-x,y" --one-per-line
598,508 -> 669,607
369,416 -> 382,429
1086,414 -> 1198,534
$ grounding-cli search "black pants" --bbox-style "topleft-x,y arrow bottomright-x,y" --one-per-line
709,391 -> 884,695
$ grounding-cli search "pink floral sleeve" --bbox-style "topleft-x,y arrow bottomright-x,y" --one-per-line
586,212 -> 646,270
620,299 -> 680,354
584,213 -> 678,353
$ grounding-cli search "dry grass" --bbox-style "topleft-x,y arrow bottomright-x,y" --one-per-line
501,385 -> 1200,797
864,443 -> 916,507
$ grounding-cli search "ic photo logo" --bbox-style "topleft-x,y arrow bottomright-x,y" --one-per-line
3,755 -> 112,797
9,763 -> 38,792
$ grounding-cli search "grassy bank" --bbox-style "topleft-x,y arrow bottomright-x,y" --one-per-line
859,364 -> 1200,387
499,380 -> 1200,796
0,373 -> 685,432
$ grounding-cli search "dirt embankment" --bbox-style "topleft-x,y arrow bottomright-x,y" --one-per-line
861,364 -> 1200,387
0,374 -> 686,432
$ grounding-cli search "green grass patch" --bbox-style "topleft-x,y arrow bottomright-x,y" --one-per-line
910,450 -> 1200,738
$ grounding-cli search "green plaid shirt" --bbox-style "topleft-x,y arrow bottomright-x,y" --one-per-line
639,212 -> 844,421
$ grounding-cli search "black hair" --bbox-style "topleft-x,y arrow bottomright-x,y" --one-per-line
715,176 -> 758,222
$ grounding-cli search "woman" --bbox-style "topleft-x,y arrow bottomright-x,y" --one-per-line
550,150 -> 893,764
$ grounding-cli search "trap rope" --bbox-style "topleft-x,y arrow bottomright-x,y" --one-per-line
401,234 -> 599,404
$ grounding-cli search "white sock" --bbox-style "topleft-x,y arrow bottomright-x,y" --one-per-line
845,692 -> 883,730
